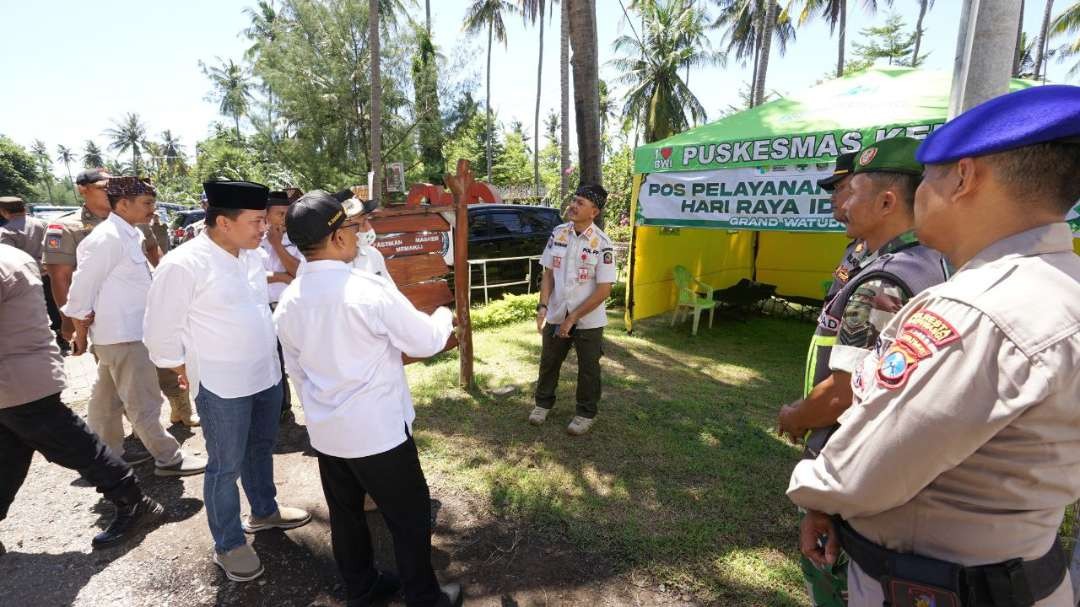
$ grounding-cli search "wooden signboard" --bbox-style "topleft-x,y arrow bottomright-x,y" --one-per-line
365,159 -> 477,387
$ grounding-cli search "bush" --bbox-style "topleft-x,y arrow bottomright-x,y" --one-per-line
471,293 -> 538,331
608,282 -> 627,307
604,223 -> 632,243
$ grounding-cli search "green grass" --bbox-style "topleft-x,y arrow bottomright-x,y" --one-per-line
407,310 -> 815,605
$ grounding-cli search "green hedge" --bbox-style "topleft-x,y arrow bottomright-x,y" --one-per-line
470,284 -> 627,332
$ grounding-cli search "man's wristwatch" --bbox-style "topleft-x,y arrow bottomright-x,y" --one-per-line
536,303 -> 548,312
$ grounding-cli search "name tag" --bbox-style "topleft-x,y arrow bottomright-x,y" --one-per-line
577,268 -> 589,282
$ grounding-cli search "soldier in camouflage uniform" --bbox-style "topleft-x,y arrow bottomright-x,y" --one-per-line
777,138 -> 949,606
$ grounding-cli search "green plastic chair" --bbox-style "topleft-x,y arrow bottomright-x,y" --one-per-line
672,265 -> 718,335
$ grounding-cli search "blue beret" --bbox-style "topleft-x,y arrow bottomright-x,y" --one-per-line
917,85 -> 1080,164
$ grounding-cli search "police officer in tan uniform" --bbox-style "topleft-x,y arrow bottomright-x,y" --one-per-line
530,184 -> 617,436
788,85 -> 1080,606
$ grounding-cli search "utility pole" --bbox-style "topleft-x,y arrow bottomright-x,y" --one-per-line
948,0 -> 1023,118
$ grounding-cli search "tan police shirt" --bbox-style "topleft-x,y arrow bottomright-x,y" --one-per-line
41,206 -> 107,267
0,214 -> 48,269
0,244 -> 66,408
540,222 -> 617,330
787,223 -> 1080,606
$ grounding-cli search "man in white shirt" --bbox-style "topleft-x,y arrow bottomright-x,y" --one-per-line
332,189 -> 395,285
273,191 -> 462,607
61,177 -> 206,478
530,184 -> 617,436
143,180 -> 310,583
259,190 -> 301,420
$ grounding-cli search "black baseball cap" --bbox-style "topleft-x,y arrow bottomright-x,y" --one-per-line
75,168 -> 110,186
286,190 -> 366,248
818,153 -> 856,192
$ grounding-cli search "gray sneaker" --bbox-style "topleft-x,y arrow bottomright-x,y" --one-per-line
566,416 -> 595,436
242,506 -> 311,533
213,543 -> 263,582
528,406 -> 550,426
154,453 -> 207,477
121,447 -> 153,466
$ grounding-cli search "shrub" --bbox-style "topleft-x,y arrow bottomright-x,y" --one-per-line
471,293 -> 539,331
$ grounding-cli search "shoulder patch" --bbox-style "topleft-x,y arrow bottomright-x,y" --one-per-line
876,309 -> 959,390
45,234 -> 62,251
902,310 -> 959,347
602,251 -> 613,265
876,345 -> 918,389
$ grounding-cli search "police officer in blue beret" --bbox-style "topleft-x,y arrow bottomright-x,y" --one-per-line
787,85 -> 1080,606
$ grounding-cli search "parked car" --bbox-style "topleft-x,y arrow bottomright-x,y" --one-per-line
30,205 -> 78,222
466,204 -> 563,299
169,209 -> 205,247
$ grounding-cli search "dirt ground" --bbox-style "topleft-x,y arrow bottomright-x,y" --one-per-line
0,356 -> 699,607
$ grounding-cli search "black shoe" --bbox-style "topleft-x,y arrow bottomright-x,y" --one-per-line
436,583 -> 463,607
280,408 -> 294,423
92,495 -> 164,549
121,447 -> 153,465
346,571 -> 402,607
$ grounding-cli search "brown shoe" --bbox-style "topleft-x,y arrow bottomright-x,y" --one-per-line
168,393 -> 200,427
213,543 -> 263,582
242,506 -> 311,533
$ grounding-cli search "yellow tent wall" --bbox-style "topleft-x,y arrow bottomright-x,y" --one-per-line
755,232 -> 850,301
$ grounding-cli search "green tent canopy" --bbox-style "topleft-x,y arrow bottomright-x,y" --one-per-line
634,68 -> 1036,175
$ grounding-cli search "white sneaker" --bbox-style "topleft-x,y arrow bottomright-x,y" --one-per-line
566,416 -> 595,436
213,543 -> 264,582
528,406 -> 550,426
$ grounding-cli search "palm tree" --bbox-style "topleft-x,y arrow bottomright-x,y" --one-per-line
612,0 -> 720,143
789,0 -> 891,78
161,130 -> 186,174
1051,1 -> 1080,76
560,0 -> 570,202
521,0 -> 557,198
713,0 -> 796,103
82,141 -> 105,169
1014,0 -> 1026,77
105,113 -> 148,175
464,0 -> 516,182
1035,0 -> 1056,79
30,140 -> 54,203
243,1 -> 278,140
910,0 -> 934,66
569,0 -> 604,186
200,58 -> 252,142
370,0 -> 383,197
55,145 -> 78,200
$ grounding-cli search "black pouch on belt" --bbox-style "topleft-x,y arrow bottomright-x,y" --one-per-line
880,552 -> 964,607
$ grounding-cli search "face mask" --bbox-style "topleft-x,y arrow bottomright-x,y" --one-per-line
359,228 -> 377,247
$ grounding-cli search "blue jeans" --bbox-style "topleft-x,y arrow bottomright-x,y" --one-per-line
195,382 -> 282,553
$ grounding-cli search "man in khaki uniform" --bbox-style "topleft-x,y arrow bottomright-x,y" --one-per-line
788,85 -> 1080,605
0,196 -> 62,347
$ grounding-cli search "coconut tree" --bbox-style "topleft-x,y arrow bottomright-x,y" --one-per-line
82,141 -> 105,169
787,0 -> 891,78
55,145 -> 78,200
200,58 -> 252,142
713,0 -> 796,104
30,140 -> 54,203
521,0 -> 557,198
1035,0 -> 1056,79
1051,1 -> 1080,76
370,0 -> 382,196
611,0 -> 721,142
464,0 -> 516,182
560,0 -> 570,202
105,112 -> 148,175
161,130 -> 186,174
242,1 -> 279,140
910,0 -> 934,66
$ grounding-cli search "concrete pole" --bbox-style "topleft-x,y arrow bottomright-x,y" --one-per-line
948,0 -> 1024,118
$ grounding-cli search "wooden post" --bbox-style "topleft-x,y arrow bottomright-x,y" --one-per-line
445,159 -> 475,388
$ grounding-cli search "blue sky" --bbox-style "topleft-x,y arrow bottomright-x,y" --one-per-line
0,0 -> 1071,177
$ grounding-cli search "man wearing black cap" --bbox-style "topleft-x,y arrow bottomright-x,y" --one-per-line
0,242 -> 164,551
61,176 -> 206,479
259,190 -> 301,420
529,184 -> 616,436
789,86 -> 1080,606
331,189 -> 394,285
273,190 -> 462,607
143,180 -> 310,583
777,139 -> 949,607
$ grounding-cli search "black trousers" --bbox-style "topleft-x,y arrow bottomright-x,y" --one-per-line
0,393 -> 140,521
316,435 -> 442,607
270,304 -> 292,416
41,275 -> 64,345
534,324 -> 604,418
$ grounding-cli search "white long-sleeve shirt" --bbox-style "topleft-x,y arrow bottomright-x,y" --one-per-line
61,212 -> 152,345
143,231 -> 281,399
272,260 -> 453,458
258,233 -> 300,303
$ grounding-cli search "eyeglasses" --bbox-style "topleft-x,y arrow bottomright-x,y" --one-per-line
338,220 -> 362,233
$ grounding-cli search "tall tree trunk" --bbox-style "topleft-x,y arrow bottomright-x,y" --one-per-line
370,0 -> 383,198
750,29 -> 761,105
234,113 -> 242,143
912,0 -> 927,66
754,1 -> 778,108
533,1 -> 545,198
41,163 -> 54,203
560,0 -> 570,204
1034,0 -> 1055,80
133,148 -> 139,176
1013,0 -> 1026,76
569,0 -> 602,189
65,163 -> 75,201
425,0 -> 431,33
485,20 -> 494,182
836,0 -> 847,77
